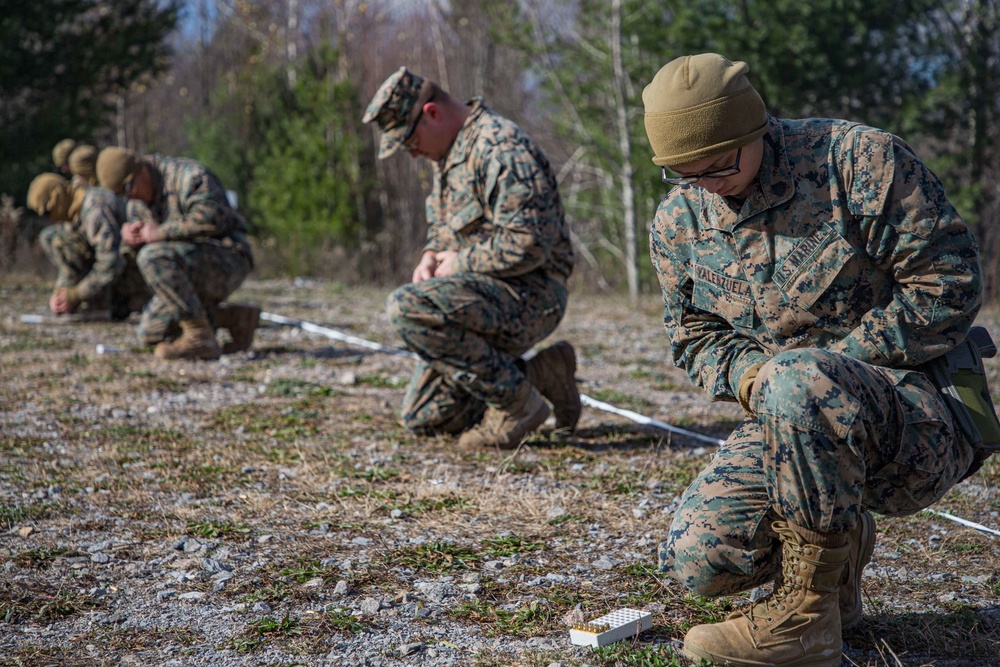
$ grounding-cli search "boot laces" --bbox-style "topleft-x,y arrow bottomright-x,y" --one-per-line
740,533 -> 807,628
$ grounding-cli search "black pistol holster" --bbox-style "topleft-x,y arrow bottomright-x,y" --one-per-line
922,326 -> 1000,478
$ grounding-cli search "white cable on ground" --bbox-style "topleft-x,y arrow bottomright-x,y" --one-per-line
923,509 -> 1000,537
261,311 -> 419,359
579,394 -> 726,446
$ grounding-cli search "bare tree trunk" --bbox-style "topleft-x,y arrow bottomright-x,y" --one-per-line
287,0 -> 298,88
430,0 -> 451,90
611,0 -> 638,303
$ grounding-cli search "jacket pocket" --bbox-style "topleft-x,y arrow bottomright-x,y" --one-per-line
773,224 -> 856,312
692,264 -> 755,331
446,197 -> 486,236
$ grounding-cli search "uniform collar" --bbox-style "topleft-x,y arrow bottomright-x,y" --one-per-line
704,117 -> 795,231
440,97 -> 487,172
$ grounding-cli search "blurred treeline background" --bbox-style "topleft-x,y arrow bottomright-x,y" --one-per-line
1,0 -> 998,300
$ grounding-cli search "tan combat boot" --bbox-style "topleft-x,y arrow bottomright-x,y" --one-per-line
216,302 -> 261,354
154,318 -> 222,360
525,341 -> 581,433
458,382 -> 550,449
840,509 -> 876,629
682,521 -> 848,667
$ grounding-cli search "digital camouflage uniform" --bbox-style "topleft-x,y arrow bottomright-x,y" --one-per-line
131,155 -> 254,345
38,186 -> 150,319
385,100 -> 575,434
652,117 -> 981,596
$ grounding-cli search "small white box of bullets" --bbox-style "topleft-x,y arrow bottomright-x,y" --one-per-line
569,608 -> 653,647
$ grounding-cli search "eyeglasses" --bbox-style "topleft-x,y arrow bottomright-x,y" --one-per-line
661,147 -> 742,185
402,97 -> 433,151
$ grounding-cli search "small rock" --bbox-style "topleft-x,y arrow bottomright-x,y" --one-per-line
87,541 -> 112,554
302,577 -> 324,588
252,602 -> 271,613
352,536 -> 371,546
89,588 -> 108,597
359,597 -> 381,616
201,558 -> 233,573
257,535 -> 274,544
390,509 -> 404,519
334,580 -> 350,596
17,526 -> 34,539
398,642 -> 423,656
592,556 -> 619,570
546,507 -> 567,519
157,590 -> 178,601
90,553 -> 111,564
178,592 -> 205,601
416,582 -> 451,603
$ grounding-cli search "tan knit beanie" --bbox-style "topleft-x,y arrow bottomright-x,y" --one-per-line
643,53 -> 767,166
68,145 -> 99,185
96,147 -> 143,194
27,173 -> 73,221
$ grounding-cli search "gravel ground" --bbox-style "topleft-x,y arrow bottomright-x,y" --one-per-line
1,276 -> 998,667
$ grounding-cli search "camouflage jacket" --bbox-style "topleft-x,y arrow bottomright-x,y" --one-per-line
650,116 -> 982,403
137,154 -> 249,244
71,187 -> 127,300
424,100 -> 574,281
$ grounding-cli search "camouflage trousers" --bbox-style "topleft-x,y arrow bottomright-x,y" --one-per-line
135,239 -> 252,345
659,348 -> 975,596
38,224 -> 150,319
386,271 -> 567,435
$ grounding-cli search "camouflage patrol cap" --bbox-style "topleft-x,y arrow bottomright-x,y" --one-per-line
68,144 -> 98,184
27,173 -> 73,221
643,53 -> 767,166
52,139 -> 77,167
362,66 -> 437,159
96,147 -> 143,194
